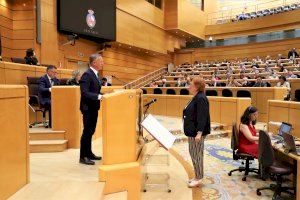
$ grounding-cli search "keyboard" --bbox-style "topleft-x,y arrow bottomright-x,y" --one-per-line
272,135 -> 282,141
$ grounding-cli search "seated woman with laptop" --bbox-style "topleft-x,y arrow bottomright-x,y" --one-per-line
238,106 -> 272,158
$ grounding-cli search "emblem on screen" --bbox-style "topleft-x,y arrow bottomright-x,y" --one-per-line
86,9 -> 96,29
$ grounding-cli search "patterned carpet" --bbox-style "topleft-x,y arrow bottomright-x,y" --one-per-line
154,115 -> 295,200
174,138 -> 295,200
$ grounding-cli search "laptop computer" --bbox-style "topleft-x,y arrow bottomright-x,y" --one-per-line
283,133 -> 300,156
272,122 -> 292,141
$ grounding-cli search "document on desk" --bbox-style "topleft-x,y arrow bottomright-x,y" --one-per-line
141,114 -> 176,150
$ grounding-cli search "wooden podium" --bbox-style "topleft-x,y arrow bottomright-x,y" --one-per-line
99,89 -> 145,200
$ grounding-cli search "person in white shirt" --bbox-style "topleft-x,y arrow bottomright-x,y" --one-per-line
276,76 -> 291,100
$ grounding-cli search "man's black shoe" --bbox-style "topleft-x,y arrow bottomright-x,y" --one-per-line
79,157 -> 95,165
89,154 -> 102,160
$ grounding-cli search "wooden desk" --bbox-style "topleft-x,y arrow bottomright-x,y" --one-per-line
268,100 -> 300,139
142,87 -> 287,122
0,85 -> 29,199
51,86 -> 125,148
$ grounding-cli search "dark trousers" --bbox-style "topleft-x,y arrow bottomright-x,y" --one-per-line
80,110 -> 98,158
42,102 -> 52,128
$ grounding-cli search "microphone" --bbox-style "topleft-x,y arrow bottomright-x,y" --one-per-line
144,99 -> 157,107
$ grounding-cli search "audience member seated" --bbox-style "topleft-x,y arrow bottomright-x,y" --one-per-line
226,76 -> 237,87
288,48 -> 299,59
253,76 -> 267,87
286,70 -> 298,78
67,70 -> 82,86
175,77 -> 186,87
25,48 -> 39,65
276,75 -> 291,100
101,77 -> 112,86
159,78 -> 170,87
38,65 -> 60,128
278,63 -> 288,73
149,80 -> 159,87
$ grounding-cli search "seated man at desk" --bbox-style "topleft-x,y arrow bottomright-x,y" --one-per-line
159,78 -> 170,87
38,65 -> 60,128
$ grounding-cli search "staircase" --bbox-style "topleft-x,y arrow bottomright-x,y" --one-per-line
29,128 -> 68,153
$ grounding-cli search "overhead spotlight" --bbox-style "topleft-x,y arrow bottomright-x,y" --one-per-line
23,3 -> 26,6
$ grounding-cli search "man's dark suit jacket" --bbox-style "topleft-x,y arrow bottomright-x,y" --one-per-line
38,74 -> 60,105
288,50 -> 299,58
79,68 -> 102,113
25,56 -> 38,65
183,91 -> 211,137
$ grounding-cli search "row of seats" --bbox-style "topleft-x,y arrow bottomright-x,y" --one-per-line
143,87 -> 300,100
235,3 -> 300,22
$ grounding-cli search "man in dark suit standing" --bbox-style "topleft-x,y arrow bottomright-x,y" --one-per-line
38,65 -> 60,128
79,54 -> 103,165
288,48 -> 299,59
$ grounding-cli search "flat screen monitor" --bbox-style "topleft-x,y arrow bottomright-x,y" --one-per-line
278,122 -> 292,136
57,0 -> 116,42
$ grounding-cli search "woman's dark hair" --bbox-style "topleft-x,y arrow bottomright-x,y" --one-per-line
279,75 -> 286,82
241,106 -> 258,125
25,48 -> 34,57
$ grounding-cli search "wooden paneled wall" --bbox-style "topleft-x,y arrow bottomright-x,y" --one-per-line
174,38 -> 300,64
102,46 -> 173,84
1,0 -> 36,61
177,0 -> 206,39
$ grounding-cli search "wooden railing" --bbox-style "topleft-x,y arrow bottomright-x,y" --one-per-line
124,67 -> 168,89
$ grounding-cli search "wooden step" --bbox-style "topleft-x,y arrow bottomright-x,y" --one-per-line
30,140 -> 68,153
29,129 -> 65,140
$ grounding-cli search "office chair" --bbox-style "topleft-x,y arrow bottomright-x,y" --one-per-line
166,89 -> 176,95
222,89 -> 233,97
237,90 -> 251,98
180,89 -> 189,95
256,130 -> 295,199
228,123 -> 259,181
205,90 -> 218,96
294,89 -> 300,102
154,88 -> 163,94
27,77 -> 48,128
11,57 -> 26,64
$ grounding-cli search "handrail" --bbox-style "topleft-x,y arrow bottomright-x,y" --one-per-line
206,0 -> 299,25
124,67 -> 168,89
